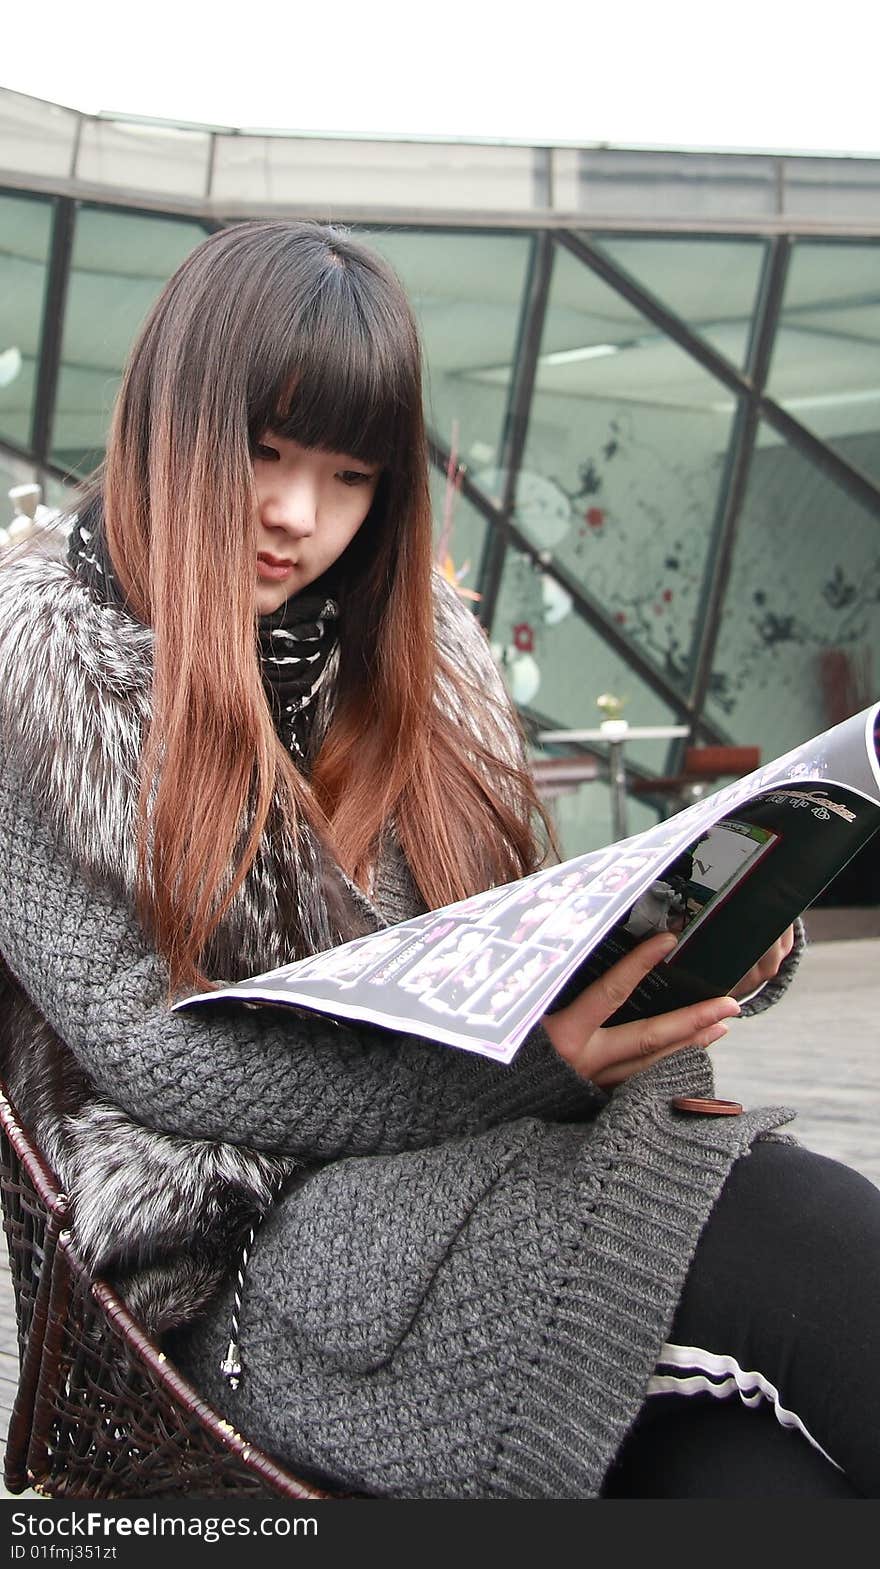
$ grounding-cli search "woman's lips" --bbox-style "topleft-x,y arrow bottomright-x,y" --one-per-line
257,553 -> 295,582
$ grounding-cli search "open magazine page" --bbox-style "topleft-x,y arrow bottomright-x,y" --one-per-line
558,701 -> 880,1026
175,701 -> 880,1065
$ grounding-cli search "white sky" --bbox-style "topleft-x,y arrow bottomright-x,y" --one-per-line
5,0 -> 880,153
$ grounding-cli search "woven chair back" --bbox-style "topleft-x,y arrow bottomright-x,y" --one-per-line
0,1080 -> 342,1500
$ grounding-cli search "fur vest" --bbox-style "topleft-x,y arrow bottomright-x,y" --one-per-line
0,546 -> 524,1336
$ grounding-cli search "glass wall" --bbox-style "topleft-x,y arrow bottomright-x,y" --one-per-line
428,465 -> 487,605
0,191 -> 53,450
3,186 -> 879,872
592,234 -> 767,369
498,244 -> 742,701
50,206 -> 209,477
767,240 -> 880,487
0,444 -> 38,514
709,424 -> 880,755
362,228 -> 533,468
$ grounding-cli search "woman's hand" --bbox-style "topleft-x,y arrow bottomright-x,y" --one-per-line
541,932 -> 741,1089
729,925 -> 796,1001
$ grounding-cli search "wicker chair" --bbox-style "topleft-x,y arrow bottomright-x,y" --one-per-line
0,1080 -> 346,1500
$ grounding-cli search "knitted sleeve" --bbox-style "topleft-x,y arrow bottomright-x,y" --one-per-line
0,761 -> 602,1160
737,917 -> 807,1014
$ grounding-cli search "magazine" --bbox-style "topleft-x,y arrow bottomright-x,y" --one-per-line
175,701 -> 880,1065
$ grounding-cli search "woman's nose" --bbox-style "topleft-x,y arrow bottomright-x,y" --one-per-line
259,478 -> 318,538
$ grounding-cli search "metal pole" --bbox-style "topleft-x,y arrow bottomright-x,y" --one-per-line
30,198 -> 75,466
476,232 -> 555,631
608,741 -> 628,841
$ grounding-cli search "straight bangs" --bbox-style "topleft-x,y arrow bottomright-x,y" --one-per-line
246,252 -> 417,475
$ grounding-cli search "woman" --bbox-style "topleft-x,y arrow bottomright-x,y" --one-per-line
0,221 -> 877,1499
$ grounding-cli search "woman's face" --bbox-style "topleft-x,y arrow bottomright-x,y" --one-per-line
252,432 -> 381,613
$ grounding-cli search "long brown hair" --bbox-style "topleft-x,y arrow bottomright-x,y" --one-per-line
92,220 -> 548,990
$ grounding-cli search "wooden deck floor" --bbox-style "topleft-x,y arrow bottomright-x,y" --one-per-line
2,930 -> 879,1497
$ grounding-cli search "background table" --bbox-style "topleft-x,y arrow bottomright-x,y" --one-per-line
537,721 -> 691,841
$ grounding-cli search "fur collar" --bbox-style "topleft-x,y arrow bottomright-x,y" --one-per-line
0,551 -> 371,979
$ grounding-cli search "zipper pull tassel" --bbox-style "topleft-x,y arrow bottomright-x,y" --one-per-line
220,1339 -> 242,1391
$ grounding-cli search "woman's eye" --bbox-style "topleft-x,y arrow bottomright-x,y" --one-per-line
337,470 -> 374,487
253,442 -> 280,461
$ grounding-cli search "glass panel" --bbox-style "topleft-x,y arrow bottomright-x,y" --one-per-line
541,774 -> 660,862
592,235 -> 766,369
0,450 -> 76,520
0,192 -> 53,449
428,462 -> 486,608
708,425 -> 880,758
51,208 -> 208,477
478,243 -> 738,692
494,546 -> 683,855
0,446 -> 37,522
357,229 -> 532,469
40,470 -> 75,513
767,240 -> 880,486
0,449 -> 70,557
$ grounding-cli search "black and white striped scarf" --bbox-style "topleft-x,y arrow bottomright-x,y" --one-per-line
256,593 -> 339,764
67,503 -> 339,768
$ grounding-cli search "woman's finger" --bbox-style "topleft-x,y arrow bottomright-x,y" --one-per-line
583,997 -> 740,1085
561,931 -> 680,1035
543,931 -> 741,1073
593,1019 -> 732,1088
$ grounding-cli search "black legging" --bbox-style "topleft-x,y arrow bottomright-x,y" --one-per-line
603,1141 -> 880,1498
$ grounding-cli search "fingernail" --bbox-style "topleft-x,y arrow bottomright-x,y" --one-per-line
723,998 -> 742,1016
705,1023 -> 729,1045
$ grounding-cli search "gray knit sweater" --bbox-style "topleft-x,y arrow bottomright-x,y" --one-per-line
0,550 -> 798,1498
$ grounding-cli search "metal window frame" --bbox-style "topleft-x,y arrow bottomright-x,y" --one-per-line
475,231 -> 555,630
6,188 -> 880,782
677,236 -> 792,769
29,196 -> 75,466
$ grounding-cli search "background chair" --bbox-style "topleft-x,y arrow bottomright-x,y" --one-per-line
0,1081 -> 349,1500
530,754 -> 599,803
631,745 -> 761,817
